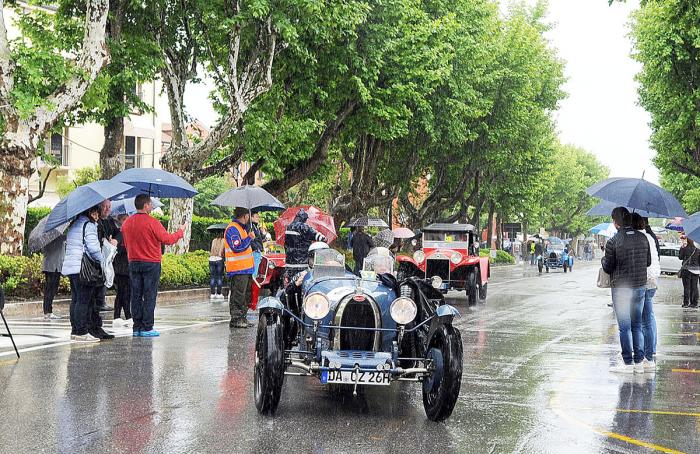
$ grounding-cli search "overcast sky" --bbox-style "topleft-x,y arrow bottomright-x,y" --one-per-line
184,0 -> 656,183
501,0 -> 657,182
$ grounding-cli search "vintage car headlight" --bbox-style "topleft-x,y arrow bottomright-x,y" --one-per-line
450,252 -> 462,264
303,292 -> 330,320
413,250 -> 425,263
390,297 -> 417,325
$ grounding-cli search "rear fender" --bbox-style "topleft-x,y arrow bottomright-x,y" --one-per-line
479,257 -> 490,284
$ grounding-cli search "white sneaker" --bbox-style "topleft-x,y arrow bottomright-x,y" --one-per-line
210,294 -> 216,301
217,294 -> 226,300
124,318 -> 134,327
643,358 -> 656,372
610,363 -> 634,374
112,318 -> 126,327
633,362 -> 645,374
44,313 -> 61,320
71,334 -> 100,343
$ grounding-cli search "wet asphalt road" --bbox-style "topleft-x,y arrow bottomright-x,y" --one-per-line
0,261 -> 698,453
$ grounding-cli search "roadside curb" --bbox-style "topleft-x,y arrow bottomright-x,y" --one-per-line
4,287 -> 214,318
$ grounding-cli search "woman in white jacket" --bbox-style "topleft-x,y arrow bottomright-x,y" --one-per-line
632,213 -> 660,371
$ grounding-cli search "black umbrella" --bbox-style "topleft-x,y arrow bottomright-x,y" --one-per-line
28,216 -> 69,254
347,217 -> 389,228
586,199 -> 665,218
586,177 -> 687,218
212,185 -> 285,211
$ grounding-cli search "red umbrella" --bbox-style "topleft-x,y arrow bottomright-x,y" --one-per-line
274,205 -> 337,246
392,227 -> 415,239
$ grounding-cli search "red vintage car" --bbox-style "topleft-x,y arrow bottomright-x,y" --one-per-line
253,241 -> 286,299
397,223 -> 489,305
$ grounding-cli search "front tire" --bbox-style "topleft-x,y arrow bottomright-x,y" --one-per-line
254,312 -> 285,415
422,324 -> 463,422
466,269 -> 477,306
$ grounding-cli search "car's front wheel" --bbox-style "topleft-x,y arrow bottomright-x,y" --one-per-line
422,324 -> 463,422
254,312 -> 285,415
466,269 -> 477,306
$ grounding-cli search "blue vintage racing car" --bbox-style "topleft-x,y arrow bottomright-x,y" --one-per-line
254,247 -> 463,421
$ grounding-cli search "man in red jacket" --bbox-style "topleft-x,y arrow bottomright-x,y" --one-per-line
121,194 -> 184,337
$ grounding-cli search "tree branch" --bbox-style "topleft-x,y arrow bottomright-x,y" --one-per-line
263,100 -> 357,195
243,157 -> 265,184
28,166 -> 55,204
192,144 -> 245,180
30,0 -> 110,136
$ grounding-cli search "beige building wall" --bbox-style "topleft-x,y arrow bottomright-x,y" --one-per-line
3,4 -> 168,208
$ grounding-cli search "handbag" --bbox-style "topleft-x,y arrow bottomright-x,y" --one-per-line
79,222 -> 104,286
679,249 -> 697,278
597,268 -> 611,288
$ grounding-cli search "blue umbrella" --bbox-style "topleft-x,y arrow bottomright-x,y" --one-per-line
586,200 -> 665,218
112,168 -> 197,198
681,214 -> 700,243
45,180 -> 135,230
586,178 -> 687,218
111,196 -> 164,216
590,223 -> 614,234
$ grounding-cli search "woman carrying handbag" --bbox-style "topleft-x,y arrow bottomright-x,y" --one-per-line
679,235 -> 700,308
61,205 -> 104,342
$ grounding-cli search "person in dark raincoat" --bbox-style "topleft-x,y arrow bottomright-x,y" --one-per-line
284,208 -> 327,279
352,227 -> 374,275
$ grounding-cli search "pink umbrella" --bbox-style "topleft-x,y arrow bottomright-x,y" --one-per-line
392,227 -> 415,239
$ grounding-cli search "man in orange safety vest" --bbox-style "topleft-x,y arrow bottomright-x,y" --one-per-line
225,207 -> 256,328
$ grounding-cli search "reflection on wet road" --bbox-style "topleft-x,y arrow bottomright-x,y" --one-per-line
0,262 -> 698,453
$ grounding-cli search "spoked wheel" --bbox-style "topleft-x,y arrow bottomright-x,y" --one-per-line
422,324 -> 463,422
466,269 -> 477,306
254,312 -> 285,415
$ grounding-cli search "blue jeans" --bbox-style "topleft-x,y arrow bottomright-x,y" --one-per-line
643,287 -> 657,360
209,260 -> 224,294
611,287 -> 645,364
253,251 -> 262,278
129,262 -> 161,332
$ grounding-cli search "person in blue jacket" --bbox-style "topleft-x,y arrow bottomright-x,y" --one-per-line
62,205 -> 104,343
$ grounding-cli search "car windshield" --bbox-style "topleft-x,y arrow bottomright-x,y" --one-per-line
423,231 -> 470,242
547,237 -> 565,251
312,248 -> 346,279
362,248 -> 395,276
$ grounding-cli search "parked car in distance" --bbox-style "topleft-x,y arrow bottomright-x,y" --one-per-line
659,244 -> 681,275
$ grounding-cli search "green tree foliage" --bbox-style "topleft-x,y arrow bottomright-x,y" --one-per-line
192,176 -> 234,219
534,143 -> 609,236
56,165 -> 101,199
630,1 -> 700,193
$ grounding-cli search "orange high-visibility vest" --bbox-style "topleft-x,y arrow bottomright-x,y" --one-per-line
224,221 -> 255,274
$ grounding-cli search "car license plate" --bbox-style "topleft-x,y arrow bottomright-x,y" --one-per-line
321,369 -> 391,386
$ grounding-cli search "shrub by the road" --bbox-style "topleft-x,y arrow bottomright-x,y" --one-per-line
1,251 -> 211,299
480,249 -> 515,265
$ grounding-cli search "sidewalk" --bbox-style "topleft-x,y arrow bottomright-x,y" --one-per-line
3,287 -> 214,318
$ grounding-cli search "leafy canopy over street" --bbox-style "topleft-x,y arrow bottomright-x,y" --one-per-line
0,0 -> 616,254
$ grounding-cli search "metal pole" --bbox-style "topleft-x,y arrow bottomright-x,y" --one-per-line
1,311 -> 20,358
